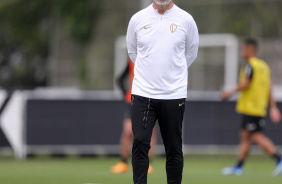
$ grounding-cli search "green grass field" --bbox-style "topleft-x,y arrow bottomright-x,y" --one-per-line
0,155 -> 281,184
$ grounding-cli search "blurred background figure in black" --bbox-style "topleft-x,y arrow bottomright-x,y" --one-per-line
111,59 -> 157,174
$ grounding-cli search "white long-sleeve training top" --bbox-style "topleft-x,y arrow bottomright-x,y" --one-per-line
127,4 -> 199,99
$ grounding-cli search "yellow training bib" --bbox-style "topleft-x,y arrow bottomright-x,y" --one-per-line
236,57 -> 270,117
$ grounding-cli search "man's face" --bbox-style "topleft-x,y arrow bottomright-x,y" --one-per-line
154,0 -> 172,7
241,44 -> 255,60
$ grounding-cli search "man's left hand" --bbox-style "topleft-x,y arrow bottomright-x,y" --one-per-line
270,107 -> 281,123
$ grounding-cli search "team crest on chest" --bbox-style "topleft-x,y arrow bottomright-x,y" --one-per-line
170,23 -> 177,33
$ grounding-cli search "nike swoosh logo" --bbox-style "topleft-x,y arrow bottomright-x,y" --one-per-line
179,102 -> 185,107
144,26 -> 152,29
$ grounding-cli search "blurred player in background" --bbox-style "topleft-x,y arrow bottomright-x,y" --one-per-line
110,59 -> 156,174
221,38 -> 282,176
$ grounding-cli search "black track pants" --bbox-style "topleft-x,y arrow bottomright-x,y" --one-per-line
131,95 -> 185,184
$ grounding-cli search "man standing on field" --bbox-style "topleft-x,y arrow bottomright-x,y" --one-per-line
221,38 -> 282,176
126,0 -> 199,183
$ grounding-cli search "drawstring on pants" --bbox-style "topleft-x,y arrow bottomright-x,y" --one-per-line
142,98 -> 151,129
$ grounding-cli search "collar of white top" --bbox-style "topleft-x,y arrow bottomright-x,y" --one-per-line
150,3 -> 175,15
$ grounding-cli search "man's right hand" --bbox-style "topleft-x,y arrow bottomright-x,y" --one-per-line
221,91 -> 232,101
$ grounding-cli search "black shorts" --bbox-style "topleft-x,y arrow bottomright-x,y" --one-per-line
241,114 -> 265,133
124,104 -> 131,119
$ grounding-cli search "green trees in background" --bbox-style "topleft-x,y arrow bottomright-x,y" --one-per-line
0,0 -> 101,89
220,1 -> 282,37
0,0 -> 281,89
184,0 -> 282,38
